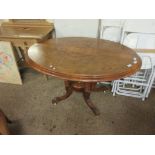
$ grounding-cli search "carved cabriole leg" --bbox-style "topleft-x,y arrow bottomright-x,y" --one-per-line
0,110 -> 11,135
83,83 -> 100,115
52,81 -> 100,115
5,115 -> 12,124
52,81 -> 73,105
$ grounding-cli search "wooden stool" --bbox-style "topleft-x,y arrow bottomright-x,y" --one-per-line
0,109 -> 11,135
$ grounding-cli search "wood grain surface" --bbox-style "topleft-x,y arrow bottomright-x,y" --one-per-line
26,37 -> 142,82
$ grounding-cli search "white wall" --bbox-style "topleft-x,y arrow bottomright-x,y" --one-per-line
123,19 -> 155,34
53,19 -> 155,39
54,19 -> 127,38
54,19 -> 99,38
101,19 -> 126,27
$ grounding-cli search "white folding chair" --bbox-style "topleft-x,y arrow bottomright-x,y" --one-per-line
121,19 -> 155,44
122,20 -> 155,89
112,20 -> 155,100
152,79 -> 155,88
100,19 -> 125,42
98,20 -> 125,86
112,56 -> 155,101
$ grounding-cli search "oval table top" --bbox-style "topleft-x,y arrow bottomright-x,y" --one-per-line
26,37 -> 142,82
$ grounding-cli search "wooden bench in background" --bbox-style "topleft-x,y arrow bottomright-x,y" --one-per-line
0,20 -> 55,68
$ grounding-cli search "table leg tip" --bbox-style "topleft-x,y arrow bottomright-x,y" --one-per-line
52,98 -> 57,105
93,108 -> 100,116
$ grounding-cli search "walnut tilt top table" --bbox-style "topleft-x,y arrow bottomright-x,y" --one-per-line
26,37 -> 142,115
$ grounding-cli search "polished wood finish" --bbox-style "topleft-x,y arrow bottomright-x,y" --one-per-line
26,37 -> 142,115
26,37 -> 141,82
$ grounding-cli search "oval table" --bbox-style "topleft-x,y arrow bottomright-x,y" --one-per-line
26,37 -> 142,115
